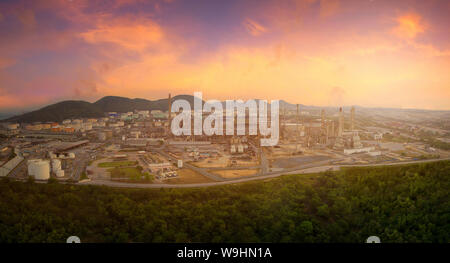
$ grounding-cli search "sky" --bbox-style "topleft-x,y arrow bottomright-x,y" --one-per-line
0,0 -> 449,112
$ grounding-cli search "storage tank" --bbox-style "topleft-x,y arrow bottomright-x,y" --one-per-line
28,160 -> 50,180
55,170 -> 65,178
34,161 -> 50,180
27,159 -> 41,176
51,159 -> 61,172
68,152 -> 75,159
72,123 -> 81,131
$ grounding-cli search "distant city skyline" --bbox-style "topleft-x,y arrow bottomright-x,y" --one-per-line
0,0 -> 449,111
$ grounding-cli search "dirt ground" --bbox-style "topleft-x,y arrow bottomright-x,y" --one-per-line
164,168 -> 214,184
212,169 -> 259,179
192,156 -> 230,168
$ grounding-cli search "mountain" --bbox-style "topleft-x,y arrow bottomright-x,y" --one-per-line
93,95 -> 199,113
5,101 -> 104,123
93,96 -> 154,113
3,95 -> 201,123
4,94 -> 389,124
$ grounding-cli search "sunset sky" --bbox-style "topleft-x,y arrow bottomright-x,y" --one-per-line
0,0 -> 449,112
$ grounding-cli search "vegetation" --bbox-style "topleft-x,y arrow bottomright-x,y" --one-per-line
80,172 -> 89,181
5,100 -> 104,123
0,161 -> 448,243
3,95 -> 198,123
382,133 -> 415,143
417,130 -> 450,151
98,161 -> 137,168
425,139 -> 450,151
108,167 -> 153,182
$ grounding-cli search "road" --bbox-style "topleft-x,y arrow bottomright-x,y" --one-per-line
70,151 -> 90,181
80,157 -> 450,189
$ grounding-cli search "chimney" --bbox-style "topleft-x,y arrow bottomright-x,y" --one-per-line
168,93 -> 172,122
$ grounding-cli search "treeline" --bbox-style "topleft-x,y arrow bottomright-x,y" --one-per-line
0,161 -> 449,243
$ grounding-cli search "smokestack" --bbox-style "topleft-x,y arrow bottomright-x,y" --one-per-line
331,121 -> 335,137
321,109 -> 325,127
338,107 -> 343,137
296,104 -> 300,134
168,93 -> 172,122
350,106 -> 355,131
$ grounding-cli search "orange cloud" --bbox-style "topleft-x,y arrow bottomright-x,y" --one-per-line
87,36 -> 450,110
243,18 -> 267,36
0,58 -> 16,69
393,13 -> 426,39
17,9 -> 37,30
79,18 -> 164,52
319,0 -> 340,18
0,94 -> 22,109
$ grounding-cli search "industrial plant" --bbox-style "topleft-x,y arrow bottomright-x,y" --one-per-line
0,93 -> 447,187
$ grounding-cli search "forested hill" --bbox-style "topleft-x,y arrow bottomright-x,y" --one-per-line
5,101 -> 104,123
4,95 -> 198,123
0,161 -> 449,243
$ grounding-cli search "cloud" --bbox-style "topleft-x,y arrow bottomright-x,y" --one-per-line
0,58 -> 16,69
79,18 -> 164,52
393,13 -> 426,39
0,0 -> 449,110
319,0 -> 340,18
243,18 -> 268,36
17,9 -> 37,30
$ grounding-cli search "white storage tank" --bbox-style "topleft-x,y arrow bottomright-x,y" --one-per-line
68,152 -> 75,159
28,160 -> 50,180
72,123 -> 81,131
51,159 -> 61,172
27,159 -> 41,176
55,170 -> 65,178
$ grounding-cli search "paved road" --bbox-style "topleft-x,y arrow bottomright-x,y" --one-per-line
71,151 -> 89,181
80,157 -> 450,189
207,166 -> 261,171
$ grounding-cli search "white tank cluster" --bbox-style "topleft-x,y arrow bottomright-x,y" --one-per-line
55,170 -> 65,178
51,159 -> 61,171
56,152 -> 75,159
49,152 -> 57,159
28,159 -> 50,180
